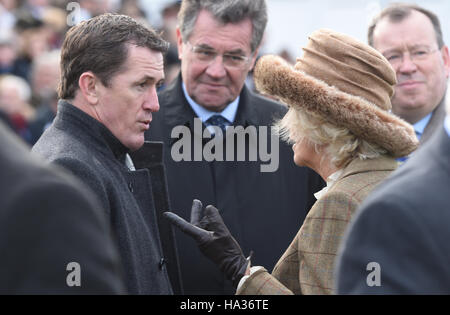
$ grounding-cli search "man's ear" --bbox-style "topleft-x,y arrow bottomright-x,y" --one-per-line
442,45 -> 450,78
176,27 -> 184,61
78,71 -> 99,105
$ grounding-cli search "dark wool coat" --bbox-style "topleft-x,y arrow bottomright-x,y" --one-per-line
0,121 -> 124,294
420,95 -> 447,145
336,127 -> 450,294
146,75 -> 325,294
33,101 -> 181,294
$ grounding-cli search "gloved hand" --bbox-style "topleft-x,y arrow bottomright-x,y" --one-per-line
163,199 -> 251,288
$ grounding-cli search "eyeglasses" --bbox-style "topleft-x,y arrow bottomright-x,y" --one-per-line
383,46 -> 439,67
186,41 -> 251,69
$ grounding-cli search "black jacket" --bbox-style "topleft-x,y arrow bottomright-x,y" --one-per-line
146,76 -> 324,294
336,127 -> 450,294
33,101 -> 181,294
0,121 -> 124,294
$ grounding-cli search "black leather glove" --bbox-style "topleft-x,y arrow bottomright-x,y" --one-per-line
163,199 -> 251,288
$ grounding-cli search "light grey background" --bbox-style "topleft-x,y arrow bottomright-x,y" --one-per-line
263,0 -> 450,57
140,0 -> 450,58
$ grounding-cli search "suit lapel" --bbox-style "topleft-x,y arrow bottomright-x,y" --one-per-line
421,95 -> 446,144
163,75 -> 198,131
233,86 -> 257,127
424,127 -> 450,173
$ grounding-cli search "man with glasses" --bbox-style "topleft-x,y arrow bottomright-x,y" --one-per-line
368,3 -> 450,147
335,58 -> 450,296
146,0 -> 324,294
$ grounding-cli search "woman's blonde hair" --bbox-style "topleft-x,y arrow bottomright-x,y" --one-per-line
275,107 -> 387,169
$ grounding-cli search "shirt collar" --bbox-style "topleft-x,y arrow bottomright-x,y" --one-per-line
413,112 -> 433,139
313,168 -> 344,200
182,82 -> 239,124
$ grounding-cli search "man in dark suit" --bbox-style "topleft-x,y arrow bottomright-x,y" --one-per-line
335,96 -> 450,294
33,14 -> 182,294
147,0 -> 324,294
0,121 -> 124,294
368,3 -> 449,147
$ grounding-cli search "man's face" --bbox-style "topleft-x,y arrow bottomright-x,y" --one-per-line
94,45 -> 164,151
372,10 -> 450,124
177,10 -> 257,112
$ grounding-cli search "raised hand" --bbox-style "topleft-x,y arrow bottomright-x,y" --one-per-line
163,199 -> 250,288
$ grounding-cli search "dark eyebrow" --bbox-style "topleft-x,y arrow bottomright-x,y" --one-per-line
135,75 -> 165,87
195,43 -> 215,50
195,43 -> 246,55
136,75 -> 154,83
138,75 -> 157,83
225,48 -> 246,55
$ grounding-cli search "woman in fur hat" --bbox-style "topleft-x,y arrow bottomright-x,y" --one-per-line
164,29 -> 419,295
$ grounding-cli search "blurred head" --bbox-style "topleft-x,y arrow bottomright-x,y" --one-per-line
161,0 -> 181,44
31,49 -> 60,104
1,0 -> 19,10
0,40 -> 17,67
0,74 -> 32,117
176,0 -> 267,111
368,4 -> 450,124
61,13 -> 169,151
19,27 -> 50,60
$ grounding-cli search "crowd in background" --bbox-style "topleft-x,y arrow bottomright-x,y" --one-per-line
1,0 -> 450,296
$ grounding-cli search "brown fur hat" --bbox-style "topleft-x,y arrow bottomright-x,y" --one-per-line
254,29 -> 418,157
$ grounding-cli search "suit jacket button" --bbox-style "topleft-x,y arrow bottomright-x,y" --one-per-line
128,182 -> 134,193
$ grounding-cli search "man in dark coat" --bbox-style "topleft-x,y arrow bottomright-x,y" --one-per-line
146,0 -> 324,294
33,14 -> 181,294
0,121 -> 124,294
335,100 -> 450,294
368,4 -> 449,147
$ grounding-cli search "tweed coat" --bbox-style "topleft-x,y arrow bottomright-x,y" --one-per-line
32,101 -> 181,294
146,75 -> 325,294
0,121 -> 124,294
237,155 -> 398,295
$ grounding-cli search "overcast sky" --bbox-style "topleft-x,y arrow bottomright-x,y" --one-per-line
139,0 -> 450,59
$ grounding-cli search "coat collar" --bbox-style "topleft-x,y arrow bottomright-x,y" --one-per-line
419,126 -> 450,174
314,155 -> 397,200
161,74 -> 258,130
54,100 -> 129,161
339,155 -> 398,181
421,93 -> 447,144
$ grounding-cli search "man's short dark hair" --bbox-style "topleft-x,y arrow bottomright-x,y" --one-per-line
59,13 -> 169,100
368,3 -> 445,48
